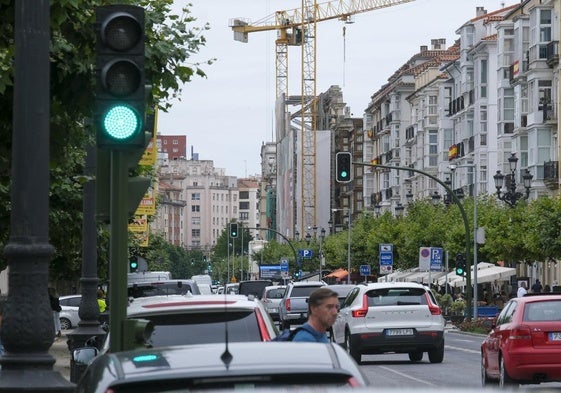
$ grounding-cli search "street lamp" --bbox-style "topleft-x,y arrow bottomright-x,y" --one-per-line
493,153 -> 533,207
431,191 -> 442,205
305,232 -> 312,244
405,190 -> 414,205
394,203 -> 404,217
319,227 -> 326,279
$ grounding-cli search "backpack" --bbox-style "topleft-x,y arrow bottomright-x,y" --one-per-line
271,326 -> 306,342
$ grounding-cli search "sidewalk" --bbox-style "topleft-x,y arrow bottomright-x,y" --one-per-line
50,332 -> 71,381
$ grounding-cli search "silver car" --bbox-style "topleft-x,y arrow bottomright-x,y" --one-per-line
74,341 -> 369,392
260,285 -> 286,321
59,294 -> 81,330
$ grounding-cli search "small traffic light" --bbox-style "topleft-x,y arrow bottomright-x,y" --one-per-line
95,5 -> 146,149
129,257 -> 139,272
230,223 -> 238,238
336,152 -> 352,183
455,253 -> 467,276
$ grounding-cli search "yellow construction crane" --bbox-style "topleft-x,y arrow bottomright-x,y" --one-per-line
231,0 -> 415,234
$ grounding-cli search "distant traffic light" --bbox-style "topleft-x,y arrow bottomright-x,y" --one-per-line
95,5 -> 146,148
455,253 -> 467,276
336,152 -> 352,183
229,223 -> 238,238
129,257 -> 139,272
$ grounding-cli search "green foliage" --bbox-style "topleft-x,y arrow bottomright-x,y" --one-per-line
0,0 -> 211,282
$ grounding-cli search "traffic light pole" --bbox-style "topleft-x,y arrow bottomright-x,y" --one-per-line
356,162 -> 473,321
109,150 -> 129,352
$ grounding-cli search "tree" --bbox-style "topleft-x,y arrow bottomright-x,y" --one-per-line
0,0 -> 212,282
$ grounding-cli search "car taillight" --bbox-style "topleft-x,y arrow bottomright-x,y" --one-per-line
425,293 -> 442,315
285,298 -> 291,311
255,309 -> 271,341
509,325 -> 532,342
351,294 -> 368,318
347,377 -> 361,387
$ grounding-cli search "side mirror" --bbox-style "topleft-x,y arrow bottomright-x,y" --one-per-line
73,347 -> 99,366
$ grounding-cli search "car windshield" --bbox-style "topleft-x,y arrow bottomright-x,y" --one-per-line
105,373 -> 355,392
266,288 -> 285,299
291,286 -> 323,297
366,287 -> 428,306
142,311 -> 263,346
523,300 -> 561,322
128,282 -> 196,298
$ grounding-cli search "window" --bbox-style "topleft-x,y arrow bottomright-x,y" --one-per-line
191,229 -> 200,238
191,205 -> 200,212
239,191 -> 249,199
191,193 -> 200,201
480,59 -> 487,98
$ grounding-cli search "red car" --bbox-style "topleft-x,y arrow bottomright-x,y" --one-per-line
481,294 -> 561,388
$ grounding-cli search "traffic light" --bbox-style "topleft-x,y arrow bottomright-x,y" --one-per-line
95,5 -> 146,149
455,253 -> 467,276
336,152 -> 352,183
129,257 -> 139,272
230,223 -> 238,238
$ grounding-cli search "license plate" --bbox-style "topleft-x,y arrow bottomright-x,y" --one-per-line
386,328 -> 414,336
269,307 -> 278,313
549,332 -> 561,341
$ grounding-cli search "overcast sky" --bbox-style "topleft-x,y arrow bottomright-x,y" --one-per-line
159,0 -> 517,178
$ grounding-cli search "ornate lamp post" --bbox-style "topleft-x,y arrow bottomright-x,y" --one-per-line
394,203 -> 405,217
431,191 -> 442,205
374,203 -> 381,217
493,153 -> 533,207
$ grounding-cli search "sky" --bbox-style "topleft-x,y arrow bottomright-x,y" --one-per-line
159,0 -> 518,178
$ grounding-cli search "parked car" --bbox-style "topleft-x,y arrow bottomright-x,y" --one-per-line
216,283 -> 239,295
238,279 -> 273,299
332,282 -> 445,365
59,294 -> 81,330
74,341 -> 369,392
278,281 -> 326,330
260,285 -> 286,321
127,279 -> 201,298
481,293 -> 561,388
102,293 -> 278,351
59,294 -> 109,330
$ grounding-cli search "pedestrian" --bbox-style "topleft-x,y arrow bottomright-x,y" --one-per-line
531,279 -> 543,293
544,284 -> 551,293
517,281 -> 527,298
48,287 -> 62,338
291,287 -> 339,343
97,289 -> 107,313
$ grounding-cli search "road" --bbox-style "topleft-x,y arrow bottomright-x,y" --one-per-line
359,329 -> 561,391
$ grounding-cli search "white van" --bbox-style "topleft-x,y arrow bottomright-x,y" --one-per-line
128,271 -> 171,284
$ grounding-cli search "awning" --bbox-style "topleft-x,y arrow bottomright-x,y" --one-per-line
450,266 -> 516,288
324,268 -> 348,279
378,268 -> 420,282
404,270 -> 447,284
437,262 -> 498,286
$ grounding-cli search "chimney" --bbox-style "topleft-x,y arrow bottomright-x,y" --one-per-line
476,7 -> 487,17
420,45 -> 428,52
431,38 -> 446,50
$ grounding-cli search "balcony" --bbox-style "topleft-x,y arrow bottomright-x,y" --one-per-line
546,41 -> 559,68
544,160 -> 559,190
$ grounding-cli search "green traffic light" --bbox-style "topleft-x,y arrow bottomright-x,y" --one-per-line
103,105 -> 140,140
340,170 -> 348,178
456,267 -> 464,276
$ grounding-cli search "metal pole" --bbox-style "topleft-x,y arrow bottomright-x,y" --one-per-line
473,166 -> 478,319
227,242 -> 230,284
347,209 -> 351,284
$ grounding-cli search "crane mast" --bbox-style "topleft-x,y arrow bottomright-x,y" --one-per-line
230,0 -> 415,234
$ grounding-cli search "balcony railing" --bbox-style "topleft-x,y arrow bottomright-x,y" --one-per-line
546,41 -> 559,68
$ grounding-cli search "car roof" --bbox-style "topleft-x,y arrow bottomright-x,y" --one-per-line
88,342 -> 367,387
289,281 -> 325,287
516,293 -> 561,303
127,294 -> 263,316
360,282 -> 428,290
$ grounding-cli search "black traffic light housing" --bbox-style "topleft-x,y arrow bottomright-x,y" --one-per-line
129,257 -> 139,272
95,5 -> 146,149
336,152 -> 352,183
455,253 -> 467,276
229,223 -> 238,238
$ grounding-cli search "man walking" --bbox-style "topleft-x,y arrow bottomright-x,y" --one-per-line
531,279 -> 543,293
517,281 -> 528,298
292,287 -> 339,343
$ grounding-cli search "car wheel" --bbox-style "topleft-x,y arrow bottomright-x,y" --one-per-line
499,356 -> 517,388
481,354 -> 495,386
345,330 -> 361,364
428,340 -> 444,363
59,317 -> 71,331
408,351 -> 423,362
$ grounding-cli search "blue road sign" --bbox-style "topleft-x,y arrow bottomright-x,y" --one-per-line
380,252 -> 393,265
430,247 -> 444,271
280,259 -> 289,272
360,265 -> 371,276
298,249 -> 313,258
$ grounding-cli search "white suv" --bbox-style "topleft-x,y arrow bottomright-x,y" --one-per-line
332,282 -> 445,364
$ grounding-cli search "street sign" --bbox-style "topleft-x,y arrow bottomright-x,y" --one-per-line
430,247 -> 443,271
419,247 -> 431,270
379,243 -> 393,275
280,259 -> 289,272
298,249 -> 313,258
360,265 -> 371,276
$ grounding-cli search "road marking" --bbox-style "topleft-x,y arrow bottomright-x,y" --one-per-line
377,366 -> 436,386
446,344 -> 480,354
